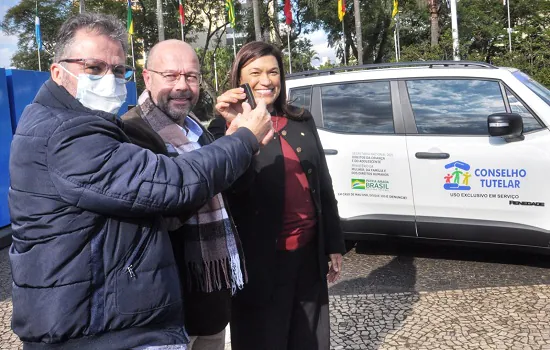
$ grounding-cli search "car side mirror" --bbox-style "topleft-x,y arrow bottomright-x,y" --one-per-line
487,113 -> 524,142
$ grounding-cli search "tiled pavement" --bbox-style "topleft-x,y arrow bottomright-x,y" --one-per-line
1,245 -> 550,349
329,286 -> 550,349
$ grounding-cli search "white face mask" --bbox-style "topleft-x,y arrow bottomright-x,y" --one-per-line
61,65 -> 128,114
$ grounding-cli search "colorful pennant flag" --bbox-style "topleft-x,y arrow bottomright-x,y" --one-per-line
226,0 -> 236,28
392,0 -> 399,18
338,0 -> 346,22
284,0 -> 292,25
127,0 -> 134,35
35,15 -> 42,50
179,0 -> 185,25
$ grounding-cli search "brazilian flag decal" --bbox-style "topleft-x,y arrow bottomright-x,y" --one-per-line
351,179 -> 366,190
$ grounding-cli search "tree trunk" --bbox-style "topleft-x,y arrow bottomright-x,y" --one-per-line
272,0 -> 282,45
353,0 -> 363,64
79,0 -> 85,13
252,0 -> 262,41
429,0 -> 439,46
157,0 -> 164,41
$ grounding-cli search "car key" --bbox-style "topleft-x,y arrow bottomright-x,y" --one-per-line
240,83 -> 257,109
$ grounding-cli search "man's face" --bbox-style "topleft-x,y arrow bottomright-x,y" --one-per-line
143,46 -> 201,123
51,29 -> 125,97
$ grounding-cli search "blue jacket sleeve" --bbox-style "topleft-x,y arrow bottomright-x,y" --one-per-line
47,115 -> 259,217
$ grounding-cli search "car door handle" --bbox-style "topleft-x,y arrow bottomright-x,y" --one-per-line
415,152 -> 450,159
324,149 -> 338,155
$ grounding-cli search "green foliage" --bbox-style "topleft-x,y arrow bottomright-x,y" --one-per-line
318,59 -> 339,70
1,0 -> 75,70
3,0 -> 550,89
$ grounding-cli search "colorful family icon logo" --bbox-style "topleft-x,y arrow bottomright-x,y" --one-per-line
443,161 -> 472,191
351,179 -> 366,190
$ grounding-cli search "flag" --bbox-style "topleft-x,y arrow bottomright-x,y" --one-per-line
127,0 -> 134,35
179,0 -> 185,25
338,0 -> 346,22
284,0 -> 292,25
226,0 -> 236,28
392,0 -> 398,18
35,15 -> 42,51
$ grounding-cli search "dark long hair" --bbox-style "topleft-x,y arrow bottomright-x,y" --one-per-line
229,41 -> 305,120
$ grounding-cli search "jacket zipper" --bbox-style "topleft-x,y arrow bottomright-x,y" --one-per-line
124,223 -> 156,279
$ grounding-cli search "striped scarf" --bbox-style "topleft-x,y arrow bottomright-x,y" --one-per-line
137,91 -> 246,294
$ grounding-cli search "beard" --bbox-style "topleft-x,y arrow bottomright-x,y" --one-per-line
156,90 -> 196,124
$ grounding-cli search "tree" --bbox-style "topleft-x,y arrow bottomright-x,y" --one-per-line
353,0 -> 364,64
428,0 -> 440,46
283,37 -> 318,73
299,0 -> 395,64
318,59 -> 338,69
252,0 -> 262,40
1,0 -> 75,71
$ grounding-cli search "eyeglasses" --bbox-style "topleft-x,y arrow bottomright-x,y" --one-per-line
147,69 -> 202,86
58,58 -> 134,82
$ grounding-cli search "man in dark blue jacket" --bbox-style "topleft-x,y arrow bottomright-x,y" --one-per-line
8,13 -> 272,350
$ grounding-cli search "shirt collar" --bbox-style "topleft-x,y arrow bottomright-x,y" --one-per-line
181,115 -> 203,142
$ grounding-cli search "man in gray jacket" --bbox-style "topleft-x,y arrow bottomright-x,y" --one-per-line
8,13 -> 271,350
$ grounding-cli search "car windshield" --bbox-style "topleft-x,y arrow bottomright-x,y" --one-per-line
512,70 -> 550,106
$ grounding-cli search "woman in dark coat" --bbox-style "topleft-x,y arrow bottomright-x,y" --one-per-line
209,41 -> 346,350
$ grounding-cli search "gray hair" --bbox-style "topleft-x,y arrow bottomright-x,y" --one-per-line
54,13 -> 128,62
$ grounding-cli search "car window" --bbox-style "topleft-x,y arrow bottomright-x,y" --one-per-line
512,70 -> 550,106
288,87 -> 312,110
505,88 -> 544,133
320,81 -> 394,134
406,79 -> 506,135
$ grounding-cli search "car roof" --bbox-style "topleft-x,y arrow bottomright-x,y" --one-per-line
285,60 -> 518,88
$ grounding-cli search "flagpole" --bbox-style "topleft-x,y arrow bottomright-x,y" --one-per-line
214,51 -> 219,92
342,20 -> 346,65
394,29 -> 399,62
396,14 -> 401,60
232,29 -> 237,57
179,0 -> 185,41
35,0 -> 41,71
37,48 -> 41,72
506,0 -> 512,52
130,35 -> 136,72
287,26 -> 292,74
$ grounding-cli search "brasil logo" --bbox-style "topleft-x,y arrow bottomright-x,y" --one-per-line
351,179 -> 366,190
443,161 -> 471,191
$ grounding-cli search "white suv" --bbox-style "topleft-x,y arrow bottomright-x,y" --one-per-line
286,61 -> 550,250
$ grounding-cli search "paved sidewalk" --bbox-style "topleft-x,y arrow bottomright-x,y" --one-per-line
330,285 -> 550,350
2,246 -> 550,349
2,285 -> 550,349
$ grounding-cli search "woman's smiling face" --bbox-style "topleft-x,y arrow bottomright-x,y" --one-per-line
239,55 -> 281,112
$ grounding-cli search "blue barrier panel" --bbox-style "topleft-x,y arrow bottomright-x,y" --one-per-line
1,71 -> 138,231
6,69 -> 49,134
0,69 -> 13,227
123,81 -> 138,112
6,69 -> 139,131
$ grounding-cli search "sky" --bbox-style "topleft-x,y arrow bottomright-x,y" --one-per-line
0,0 -> 337,69
0,0 -> 19,68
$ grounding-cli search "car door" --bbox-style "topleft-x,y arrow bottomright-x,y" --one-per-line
402,78 -> 550,247
290,80 -> 416,238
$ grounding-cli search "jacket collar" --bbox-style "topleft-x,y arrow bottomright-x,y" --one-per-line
34,78 -> 120,125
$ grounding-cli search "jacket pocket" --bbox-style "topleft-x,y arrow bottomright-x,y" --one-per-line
123,224 -> 155,279
115,223 -> 182,315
